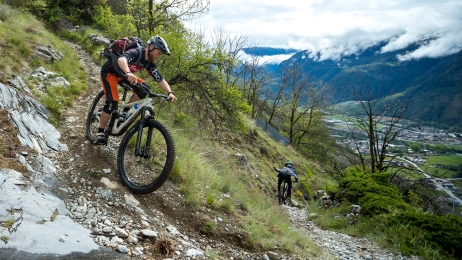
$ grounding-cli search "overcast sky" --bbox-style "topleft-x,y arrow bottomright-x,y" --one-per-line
186,0 -> 462,63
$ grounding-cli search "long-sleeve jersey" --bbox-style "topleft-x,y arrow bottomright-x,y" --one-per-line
101,48 -> 164,82
277,164 -> 298,180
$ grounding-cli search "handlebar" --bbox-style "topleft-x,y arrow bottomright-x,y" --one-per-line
118,80 -> 172,102
148,92 -> 171,102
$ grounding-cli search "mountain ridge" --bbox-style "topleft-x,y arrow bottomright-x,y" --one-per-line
246,44 -> 462,130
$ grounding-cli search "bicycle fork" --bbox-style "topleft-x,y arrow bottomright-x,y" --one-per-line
134,106 -> 155,158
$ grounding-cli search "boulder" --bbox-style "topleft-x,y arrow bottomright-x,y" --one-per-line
34,45 -> 63,63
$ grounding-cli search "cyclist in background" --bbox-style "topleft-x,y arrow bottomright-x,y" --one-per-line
274,161 -> 299,201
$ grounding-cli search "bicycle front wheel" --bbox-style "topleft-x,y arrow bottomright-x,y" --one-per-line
117,119 -> 175,194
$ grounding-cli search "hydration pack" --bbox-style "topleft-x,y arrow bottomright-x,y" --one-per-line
103,37 -> 145,61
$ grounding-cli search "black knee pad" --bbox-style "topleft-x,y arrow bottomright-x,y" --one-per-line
103,100 -> 118,114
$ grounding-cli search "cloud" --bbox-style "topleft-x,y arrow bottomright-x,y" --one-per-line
238,52 -> 295,64
186,0 -> 462,61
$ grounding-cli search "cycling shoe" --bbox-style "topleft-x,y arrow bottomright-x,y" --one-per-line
95,133 -> 107,145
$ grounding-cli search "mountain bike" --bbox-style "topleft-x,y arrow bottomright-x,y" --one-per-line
275,157 -> 298,205
278,176 -> 298,205
85,80 -> 175,194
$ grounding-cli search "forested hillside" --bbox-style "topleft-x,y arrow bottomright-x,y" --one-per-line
274,44 -> 462,130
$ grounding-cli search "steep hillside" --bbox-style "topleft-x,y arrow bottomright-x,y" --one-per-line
405,50 -> 462,127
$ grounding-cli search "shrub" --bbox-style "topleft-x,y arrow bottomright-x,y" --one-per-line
200,221 -> 217,235
359,194 -> 410,216
0,5 -> 13,21
338,175 -> 401,204
388,211 -> 462,259
371,171 -> 391,185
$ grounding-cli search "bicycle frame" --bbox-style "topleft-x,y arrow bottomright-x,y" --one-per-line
105,88 -> 155,137
102,86 -> 158,158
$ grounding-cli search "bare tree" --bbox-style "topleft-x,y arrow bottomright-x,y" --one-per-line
240,54 -> 274,119
277,65 -> 330,146
344,76 -> 409,173
210,27 -> 247,87
266,77 -> 285,127
291,82 -> 332,146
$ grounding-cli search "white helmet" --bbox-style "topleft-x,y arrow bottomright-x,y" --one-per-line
147,35 -> 170,55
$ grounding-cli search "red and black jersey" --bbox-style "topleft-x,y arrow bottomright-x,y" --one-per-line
101,48 -> 164,82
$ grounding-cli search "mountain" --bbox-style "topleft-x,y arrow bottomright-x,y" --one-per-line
247,45 -> 462,130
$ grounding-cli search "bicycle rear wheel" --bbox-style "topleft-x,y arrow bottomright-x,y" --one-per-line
117,119 -> 175,194
86,90 -> 105,143
278,181 -> 286,205
278,189 -> 284,205
283,182 -> 291,205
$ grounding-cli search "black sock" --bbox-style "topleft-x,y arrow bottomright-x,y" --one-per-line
98,128 -> 104,133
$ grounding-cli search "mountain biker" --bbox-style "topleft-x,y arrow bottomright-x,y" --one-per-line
95,35 -> 177,145
274,161 -> 299,201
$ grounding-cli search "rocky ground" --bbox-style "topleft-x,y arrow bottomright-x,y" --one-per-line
1,41 -> 420,260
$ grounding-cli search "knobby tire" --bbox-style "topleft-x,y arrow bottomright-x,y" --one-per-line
279,182 -> 290,206
85,90 -> 105,143
117,119 -> 175,194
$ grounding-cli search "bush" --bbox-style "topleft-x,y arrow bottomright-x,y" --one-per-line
359,194 -> 410,216
371,172 -> 391,185
388,211 -> 462,259
338,175 -> 401,204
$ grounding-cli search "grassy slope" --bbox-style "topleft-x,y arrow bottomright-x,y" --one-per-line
0,5 -> 87,125
157,110 -> 332,256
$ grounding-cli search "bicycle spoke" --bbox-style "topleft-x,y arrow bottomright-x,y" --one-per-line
118,119 -> 175,194
124,127 -> 165,185
86,90 -> 106,143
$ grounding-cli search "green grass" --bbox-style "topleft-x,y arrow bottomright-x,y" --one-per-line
310,198 -> 460,259
420,155 -> 462,177
423,155 -> 462,166
157,113 -> 325,257
0,4 -> 87,126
